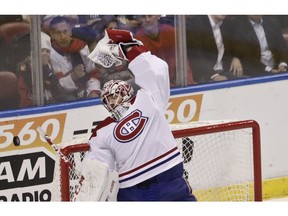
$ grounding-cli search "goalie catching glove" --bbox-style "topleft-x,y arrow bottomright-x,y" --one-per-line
88,29 -> 145,68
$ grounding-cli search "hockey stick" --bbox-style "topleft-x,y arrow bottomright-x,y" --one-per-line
36,127 -> 84,201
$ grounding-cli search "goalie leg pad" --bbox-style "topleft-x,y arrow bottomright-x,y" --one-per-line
76,158 -> 119,201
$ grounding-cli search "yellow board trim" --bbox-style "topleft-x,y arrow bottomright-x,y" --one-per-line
262,176 -> 288,200
192,176 -> 288,201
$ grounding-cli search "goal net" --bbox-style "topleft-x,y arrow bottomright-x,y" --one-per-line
52,119 -> 262,201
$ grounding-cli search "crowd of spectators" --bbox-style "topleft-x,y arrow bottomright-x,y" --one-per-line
186,15 -> 288,83
0,15 -> 288,111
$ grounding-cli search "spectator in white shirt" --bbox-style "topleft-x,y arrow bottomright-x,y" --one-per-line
49,16 -> 101,101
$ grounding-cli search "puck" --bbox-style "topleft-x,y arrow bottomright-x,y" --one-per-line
13,136 -> 20,146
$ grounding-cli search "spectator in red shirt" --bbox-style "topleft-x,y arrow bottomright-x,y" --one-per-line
135,15 -> 196,87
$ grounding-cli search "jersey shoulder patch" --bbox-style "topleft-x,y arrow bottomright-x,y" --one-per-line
90,117 -> 115,139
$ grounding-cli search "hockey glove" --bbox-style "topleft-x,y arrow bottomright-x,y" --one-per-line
88,29 -> 143,68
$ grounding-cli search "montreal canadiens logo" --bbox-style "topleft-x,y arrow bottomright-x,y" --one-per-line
113,109 -> 148,143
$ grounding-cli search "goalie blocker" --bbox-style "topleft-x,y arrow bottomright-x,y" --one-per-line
85,29 -> 197,201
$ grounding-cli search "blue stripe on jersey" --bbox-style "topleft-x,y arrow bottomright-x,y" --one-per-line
119,151 -> 181,183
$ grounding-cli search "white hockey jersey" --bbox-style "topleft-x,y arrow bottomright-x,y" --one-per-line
86,51 -> 183,188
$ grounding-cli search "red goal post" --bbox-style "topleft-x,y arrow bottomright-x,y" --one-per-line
56,119 -> 262,201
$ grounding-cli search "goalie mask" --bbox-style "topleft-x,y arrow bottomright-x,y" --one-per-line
101,80 -> 134,121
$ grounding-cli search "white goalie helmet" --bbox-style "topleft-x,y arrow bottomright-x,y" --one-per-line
101,80 -> 134,121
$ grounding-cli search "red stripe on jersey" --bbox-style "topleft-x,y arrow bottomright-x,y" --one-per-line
119,147 -> 179,177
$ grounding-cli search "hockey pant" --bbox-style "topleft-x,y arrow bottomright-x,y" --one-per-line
117,163 -> 197,201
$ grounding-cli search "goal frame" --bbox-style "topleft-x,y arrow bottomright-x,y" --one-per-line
58,119 -> 262,201
172,119 -> 262,201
